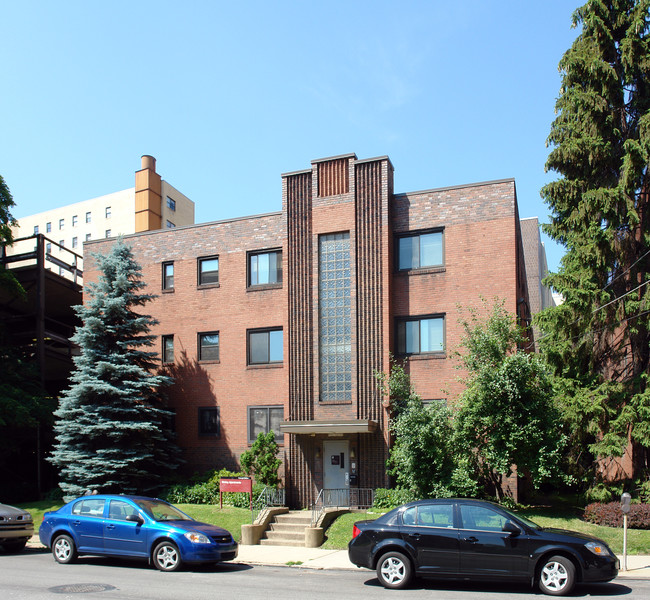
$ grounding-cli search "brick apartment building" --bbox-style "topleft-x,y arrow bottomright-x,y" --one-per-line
85,153 -> 532,507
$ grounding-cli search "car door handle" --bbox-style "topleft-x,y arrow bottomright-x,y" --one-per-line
463,536 -> 479,543
72,520 -> 81,526
106,524 -> 115,530
406,533 -> 421,540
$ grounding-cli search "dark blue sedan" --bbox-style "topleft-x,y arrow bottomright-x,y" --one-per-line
39,495 -> 238,571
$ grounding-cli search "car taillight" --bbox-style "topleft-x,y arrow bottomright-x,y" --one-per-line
352,525 -> 361,539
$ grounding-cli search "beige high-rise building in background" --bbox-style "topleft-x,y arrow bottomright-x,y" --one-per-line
10,155 -> 194,267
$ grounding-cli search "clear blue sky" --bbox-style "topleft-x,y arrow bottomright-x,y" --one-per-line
2,1 -> 580,272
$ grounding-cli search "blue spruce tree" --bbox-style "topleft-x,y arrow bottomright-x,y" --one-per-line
50,239 -> 180,499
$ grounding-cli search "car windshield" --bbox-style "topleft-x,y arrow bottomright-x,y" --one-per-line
499,505 -> 542,530
134,499 -> 193,522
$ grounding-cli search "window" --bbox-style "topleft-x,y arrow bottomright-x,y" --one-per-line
162,335 -> 174,364
86,233 -> 91,241
248,406 -> 284,443
59,218 -> 64,230
248,328 -> 283,365
198,407 -> 219,436
423,398 -> 447,408
198,256 -> 219,286
46,222 -> 51,233
397,230 -> 443,271
402,503 -> 454,528
460,504 -> 508,532
72,237 -> 78,249
105,229 -> 112,238
59,239 -> 65,248
396,315 -> 445,354
46,242 -> 52,254
72,215 -> 78,227
108,499 -> 139,521
167,196 -> 176,211
162,261 -> 174,290
166,220 -> 176,229
86,211 -> 91,223
248,249 -> 282,286
198,332 -> 219,362
105,206 -> 111,218
71,498 -> 105,517
33,225 -> 39,235
319,232 -> 352,402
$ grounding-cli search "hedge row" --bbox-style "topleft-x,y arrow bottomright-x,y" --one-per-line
583,502 -> 650,529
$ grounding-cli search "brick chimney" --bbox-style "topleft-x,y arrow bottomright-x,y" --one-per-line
135,155 -> 162,232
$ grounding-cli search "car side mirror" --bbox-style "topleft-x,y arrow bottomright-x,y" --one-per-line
503,520 -> 521,536
126,514 -> 144,525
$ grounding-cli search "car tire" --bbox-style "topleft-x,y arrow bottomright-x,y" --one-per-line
52,534 -> 77,564
376,551 -> 413,589
538,554 -> 576,596
2,540 -> 27,553
152,541 -> 182,572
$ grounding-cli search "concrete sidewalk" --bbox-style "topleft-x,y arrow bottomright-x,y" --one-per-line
27,536 -> 650,578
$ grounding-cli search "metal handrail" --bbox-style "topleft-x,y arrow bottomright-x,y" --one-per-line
251,486 -> 285,524
311,488 -> 374,526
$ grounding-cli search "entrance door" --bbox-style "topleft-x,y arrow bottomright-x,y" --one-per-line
323,440 -> 349,506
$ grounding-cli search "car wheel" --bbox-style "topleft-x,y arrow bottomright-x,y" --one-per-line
376,551 -> 413,589
2,540 -> 27,553
52,534 -> 77,564
539,555 -> 576,596
152,541 -> 182,572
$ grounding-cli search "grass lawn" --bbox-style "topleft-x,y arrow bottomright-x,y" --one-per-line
321,507 -> 650,555
16,501 -> 251,543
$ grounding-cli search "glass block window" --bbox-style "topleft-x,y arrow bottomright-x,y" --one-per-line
248,406 -> 284,443
318,232 -> 352,402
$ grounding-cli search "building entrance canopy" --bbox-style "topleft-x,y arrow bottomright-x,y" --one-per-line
279,419 -> 378,435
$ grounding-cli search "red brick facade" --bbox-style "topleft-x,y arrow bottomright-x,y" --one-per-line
85,153 -> 530,507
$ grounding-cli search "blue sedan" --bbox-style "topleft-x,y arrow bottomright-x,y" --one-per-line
39,495 -> 238,571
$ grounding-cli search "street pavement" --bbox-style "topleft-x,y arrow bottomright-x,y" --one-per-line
27,536 -> 650,577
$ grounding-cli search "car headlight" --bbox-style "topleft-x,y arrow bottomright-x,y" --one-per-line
184,532 -> 211,544
585,541 -> 611,557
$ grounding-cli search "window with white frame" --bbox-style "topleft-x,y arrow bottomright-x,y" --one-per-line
105,206 -> 111,218
86,211 -> 91,223
162,261 -> 174,290
72,215 -> 78,227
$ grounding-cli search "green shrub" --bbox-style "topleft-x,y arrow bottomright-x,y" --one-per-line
372,488 -> 417,509
585,482 -> 624,504
164,468 -> 256,505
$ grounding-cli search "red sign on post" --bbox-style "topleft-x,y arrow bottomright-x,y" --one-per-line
219,477 -> 253,510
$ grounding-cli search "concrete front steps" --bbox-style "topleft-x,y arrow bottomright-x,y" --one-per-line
259,510 -> 313,547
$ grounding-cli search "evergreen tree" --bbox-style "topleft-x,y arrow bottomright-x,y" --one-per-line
50,240 -> 180,499
539,1 -> 650,474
